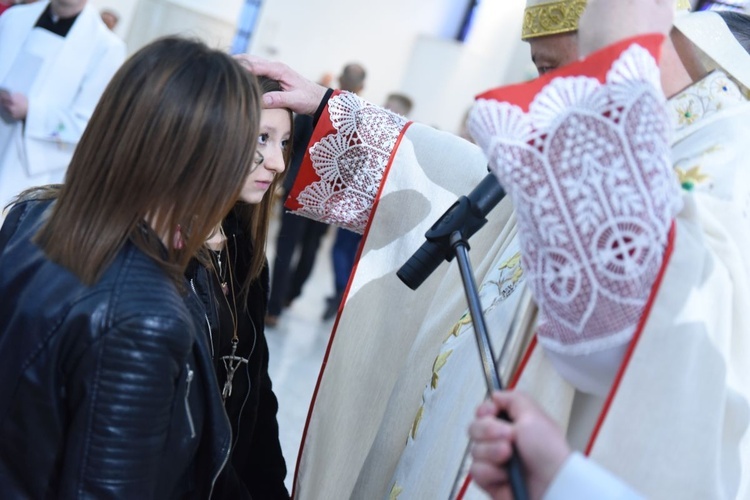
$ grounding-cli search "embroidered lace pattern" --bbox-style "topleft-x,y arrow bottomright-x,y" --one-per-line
468,45 -> 683,355
292,92 -> 408,234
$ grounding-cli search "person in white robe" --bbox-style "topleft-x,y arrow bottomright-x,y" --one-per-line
0,0 -> 125,210
242,0 -> 750,497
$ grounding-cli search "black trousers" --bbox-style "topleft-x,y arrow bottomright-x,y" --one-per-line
267,210 -> 329,316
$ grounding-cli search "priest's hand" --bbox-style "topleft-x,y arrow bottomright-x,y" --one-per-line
234,55 -> 328,116
469,391 -> 571,500
578,0 -> 675,58
0,91 -> 28,121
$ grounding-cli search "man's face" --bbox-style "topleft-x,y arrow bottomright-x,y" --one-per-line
529,32 -> 580,76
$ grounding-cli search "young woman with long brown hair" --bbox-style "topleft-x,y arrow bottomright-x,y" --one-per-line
0,37 -> 262,497
187,76 -> 294,499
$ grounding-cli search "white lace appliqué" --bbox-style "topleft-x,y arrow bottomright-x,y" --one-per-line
469,45 -> 683,355
292,93 -> 408,233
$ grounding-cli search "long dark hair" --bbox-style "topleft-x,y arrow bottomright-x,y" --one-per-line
34,37 -> 262,285
234,76 -> 293,302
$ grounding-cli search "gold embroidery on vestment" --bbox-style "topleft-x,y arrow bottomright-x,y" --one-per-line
522,0 -> 587,40
411,406 -> 424,440
447,312 -> 472,341
676,165 -> 710,191
431,350 -> 453,390
388,483 -> 403,499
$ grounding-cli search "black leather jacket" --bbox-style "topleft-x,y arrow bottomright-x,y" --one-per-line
0,200 -> 232,498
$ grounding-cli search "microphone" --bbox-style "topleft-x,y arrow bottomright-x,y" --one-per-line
397,172 -> 506,290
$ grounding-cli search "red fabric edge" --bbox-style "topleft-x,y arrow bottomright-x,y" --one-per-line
509,336 -> 538,390
476,34 -> 664,111
290,120 -> 414,498
285,90 -> 342,212
457,470 -> 472,499
584,221 -> 677,455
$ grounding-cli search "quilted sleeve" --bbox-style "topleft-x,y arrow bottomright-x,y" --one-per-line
59,312 -> 193,497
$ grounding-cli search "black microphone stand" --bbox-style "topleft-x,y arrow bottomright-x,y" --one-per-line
398,195 -> 528,500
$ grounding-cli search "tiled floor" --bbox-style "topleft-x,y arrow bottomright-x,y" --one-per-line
264,211 -> 336,492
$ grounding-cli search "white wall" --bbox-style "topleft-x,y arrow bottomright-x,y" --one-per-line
248,0 -> 471,116
399,2 -> 535,132
92,0 -> 538,132
88,0 -> 242,55
165,0 -> 244,22
123,0 -> 239,55
249,0 -> 535,132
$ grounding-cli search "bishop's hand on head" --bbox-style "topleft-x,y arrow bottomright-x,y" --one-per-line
234,54 -> 328,116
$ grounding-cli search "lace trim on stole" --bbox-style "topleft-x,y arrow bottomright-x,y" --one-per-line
468,44 -> 683,355
291,92 -> 408,234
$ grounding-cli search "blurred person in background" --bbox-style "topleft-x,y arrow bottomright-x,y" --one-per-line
265,63 -> 366,327
0,0 -> 125,211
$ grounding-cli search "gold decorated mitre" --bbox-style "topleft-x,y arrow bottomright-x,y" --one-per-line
522,0 -> 587,41
523,0 -> 693,41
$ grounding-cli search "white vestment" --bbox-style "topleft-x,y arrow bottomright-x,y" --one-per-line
288,38 -> 750,500
0,1 -> 125,209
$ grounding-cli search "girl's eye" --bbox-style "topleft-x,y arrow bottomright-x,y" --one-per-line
281,139 -> 290,151
258,133 -> 269,145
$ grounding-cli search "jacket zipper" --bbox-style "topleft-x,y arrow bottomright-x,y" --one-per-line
208,436 -> 232,500
189,279 -> 231,498
190,278 -> 214,358
184,364 -> 196,438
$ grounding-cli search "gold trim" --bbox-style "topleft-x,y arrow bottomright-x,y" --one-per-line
389,484 -> 403,500
675,165 -> 709,191
523,0 -> 691,40
522,0 -> 587,40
